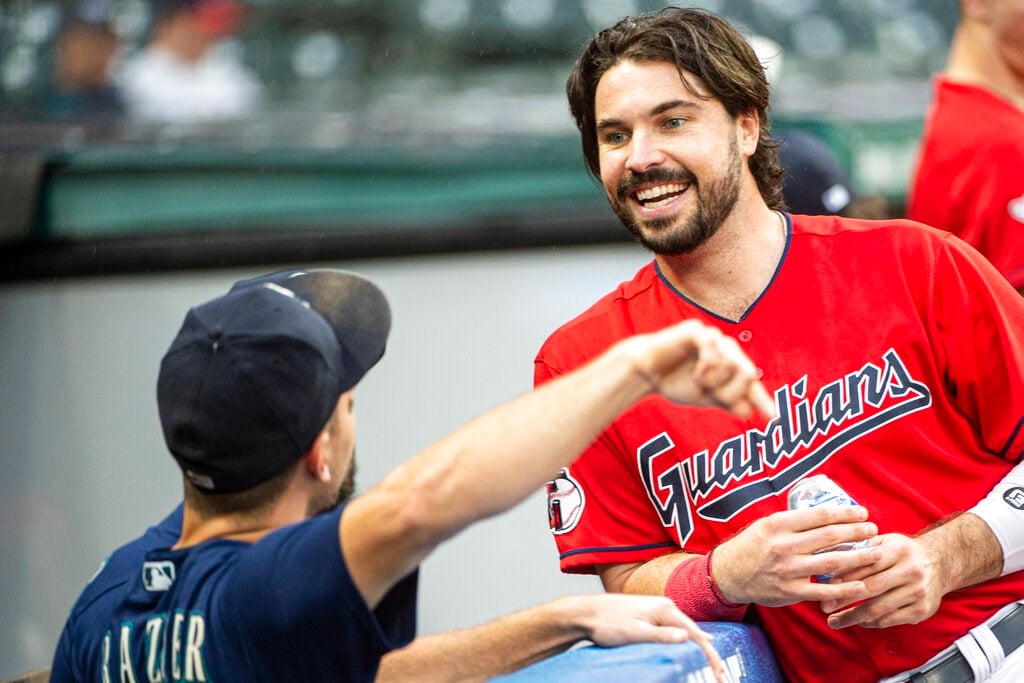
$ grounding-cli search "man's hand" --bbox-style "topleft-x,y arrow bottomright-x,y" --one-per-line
712,506 -> 881,607
570,593 -> 728,683
821,513 -> 1003,629
622,320 -> 776,420
820,533 -> 943,629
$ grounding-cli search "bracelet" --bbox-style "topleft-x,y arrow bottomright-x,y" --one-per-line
664,551 -> 746,621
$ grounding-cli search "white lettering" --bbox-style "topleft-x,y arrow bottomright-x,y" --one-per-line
119,624 -> 138,683
184,615 -> 207,682
171,612 -> 185,681
145,616 -> 165,682
102,632 -> 111,683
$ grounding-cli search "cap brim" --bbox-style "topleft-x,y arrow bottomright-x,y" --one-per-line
230,269 -> 391,391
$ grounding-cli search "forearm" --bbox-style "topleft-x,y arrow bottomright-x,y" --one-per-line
362,344 -> 655,574
398,346 -> 650,527
601,551 -> 747,622
375,598 -> 588,683
916,512 -> 1003,594
344,320 -> 771,607
918,459 -> 1024,591
967,458 -> 1024,576
602,552 -> 695,596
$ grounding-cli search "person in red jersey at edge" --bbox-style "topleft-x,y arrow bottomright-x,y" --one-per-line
907,0 -> 1024,293
535,7 -> 1024,683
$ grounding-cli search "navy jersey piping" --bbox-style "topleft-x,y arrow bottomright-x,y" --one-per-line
654,211 -> 792,323
559,541 -> 678,560
1000,416 -> 1024,462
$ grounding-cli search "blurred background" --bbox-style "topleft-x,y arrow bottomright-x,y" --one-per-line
0,0 -> 956,677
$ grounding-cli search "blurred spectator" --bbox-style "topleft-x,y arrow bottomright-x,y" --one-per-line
776,129 -> 890,219
753,35 -> 889,220
777,129 -> 853,216
43,19 -> 123,120
117,0 -> 263,123
907,0 -> 1024,291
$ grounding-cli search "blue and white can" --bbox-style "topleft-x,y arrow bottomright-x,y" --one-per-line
788,474 -> 868,582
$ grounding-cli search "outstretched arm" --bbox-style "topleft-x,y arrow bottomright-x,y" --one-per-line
375,593 -> 726,683
341,319 -> 775,608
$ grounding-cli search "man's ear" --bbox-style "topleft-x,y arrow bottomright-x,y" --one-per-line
304,430 -> 332,483
737,109 -> 760,158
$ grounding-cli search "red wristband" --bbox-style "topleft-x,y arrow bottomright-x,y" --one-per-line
707,547 -> 743,608
664,551 -> 746,621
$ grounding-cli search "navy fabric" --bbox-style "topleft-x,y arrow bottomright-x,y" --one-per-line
51,503 -> 417,682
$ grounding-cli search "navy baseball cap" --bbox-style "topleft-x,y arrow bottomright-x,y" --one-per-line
157,269 -> 391,493
777,129 -> 855,216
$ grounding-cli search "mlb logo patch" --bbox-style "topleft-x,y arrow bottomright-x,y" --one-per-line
143,561 -> 176,592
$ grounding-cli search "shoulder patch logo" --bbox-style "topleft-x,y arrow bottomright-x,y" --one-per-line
1003,487 -> 1024,510
143,561 -> 176,592
547,468 -> 586,535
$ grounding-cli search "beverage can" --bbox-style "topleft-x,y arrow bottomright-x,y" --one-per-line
787,474 -> 868,582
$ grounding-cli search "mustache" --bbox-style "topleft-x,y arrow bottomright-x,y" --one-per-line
616,167 -> 697,201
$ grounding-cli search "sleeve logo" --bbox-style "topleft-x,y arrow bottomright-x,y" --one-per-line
547,468 -> 586,535
1003,487 -> 1024,510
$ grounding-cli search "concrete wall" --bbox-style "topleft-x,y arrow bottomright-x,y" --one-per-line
0,243 -> 651,676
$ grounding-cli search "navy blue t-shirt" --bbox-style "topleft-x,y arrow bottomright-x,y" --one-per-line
50,503 -> 418,682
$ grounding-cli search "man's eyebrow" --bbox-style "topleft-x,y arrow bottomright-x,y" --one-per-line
596,99 -> 701,130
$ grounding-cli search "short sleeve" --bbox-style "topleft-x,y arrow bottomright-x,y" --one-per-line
223,505 -> 417,681
929,234 -> 1024,461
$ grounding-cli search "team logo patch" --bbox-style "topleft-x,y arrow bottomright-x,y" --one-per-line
1003,487 -> 1024,510
143,561 -> 176,592
547,468 -> 586,535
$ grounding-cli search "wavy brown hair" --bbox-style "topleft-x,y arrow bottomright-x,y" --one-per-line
567,6 -> 786,210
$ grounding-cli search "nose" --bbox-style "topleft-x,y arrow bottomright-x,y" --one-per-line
625,130 -> 666,173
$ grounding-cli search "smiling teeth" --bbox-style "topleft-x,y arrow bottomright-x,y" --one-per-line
636,183 -> 687,203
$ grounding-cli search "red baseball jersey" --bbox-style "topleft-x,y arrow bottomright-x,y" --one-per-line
535,214 -> 1024,683
908,77 -> 1024,289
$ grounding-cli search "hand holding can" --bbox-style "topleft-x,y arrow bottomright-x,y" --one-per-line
788,474 -> 869,582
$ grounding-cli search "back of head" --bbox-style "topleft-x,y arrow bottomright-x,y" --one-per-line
157,269 -> 390,496
151,0 -> 244,60
776,129 -> 855,215
567,6 -> 785,209
56,22 -> 119,91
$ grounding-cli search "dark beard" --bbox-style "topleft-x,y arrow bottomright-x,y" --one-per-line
611,139 -> 742,255
308,455 -> 357,516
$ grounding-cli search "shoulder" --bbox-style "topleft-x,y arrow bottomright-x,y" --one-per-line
536,261 -> 659,374
788,214 -> 968,286
791,214 -> 1008,289
928,79 -> 1024,147
68,505 -> 183,619
233,506 -> 346,586
791,213 -> 950,246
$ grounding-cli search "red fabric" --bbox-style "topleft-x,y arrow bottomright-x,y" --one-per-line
664,553 -> 746,621
908,78 -> 1024,289
536,214 -> 1024,683
195,0 -> 244,38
